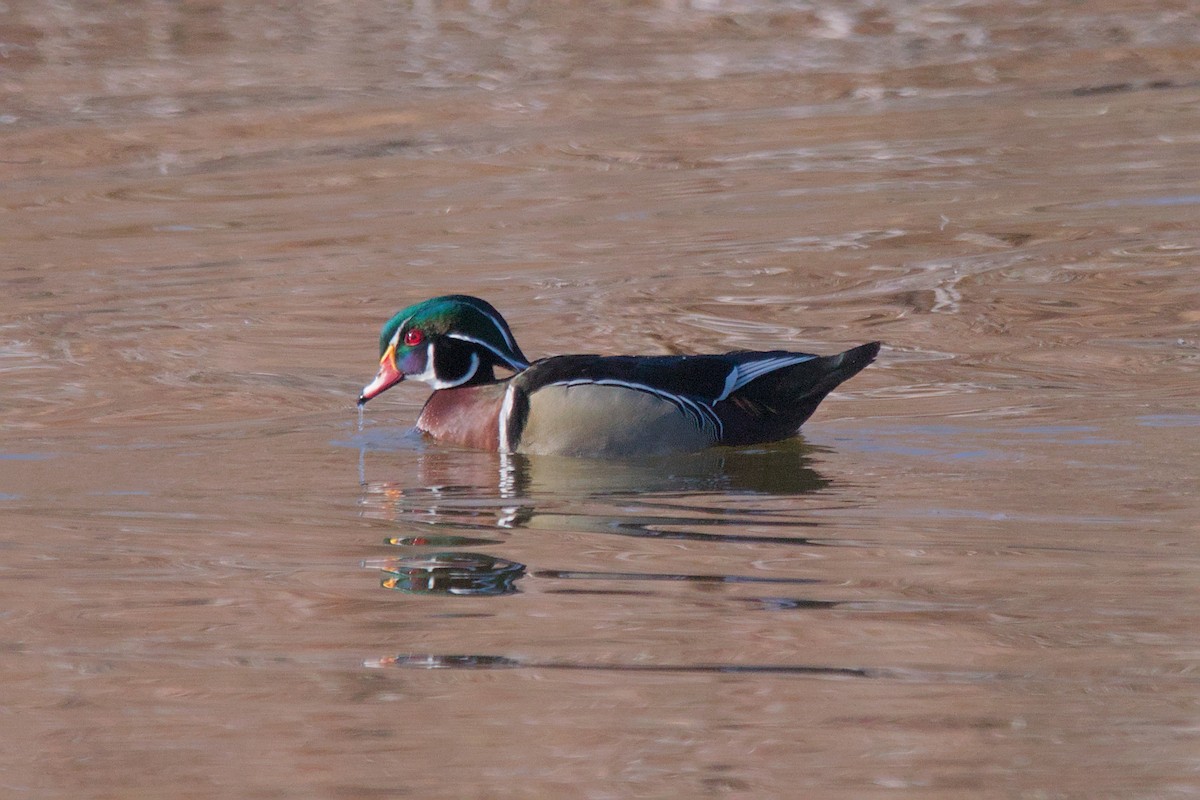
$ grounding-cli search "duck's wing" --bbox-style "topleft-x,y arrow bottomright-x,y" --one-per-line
505,344 -> 879,453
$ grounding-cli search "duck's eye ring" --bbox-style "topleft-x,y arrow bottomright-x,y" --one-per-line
403,328 -> 425,347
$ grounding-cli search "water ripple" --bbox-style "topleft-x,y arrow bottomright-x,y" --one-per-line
368,655 -> 1006,685
369,654 -> 871,679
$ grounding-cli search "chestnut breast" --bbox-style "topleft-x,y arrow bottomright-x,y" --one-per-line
415,383 -> 508,451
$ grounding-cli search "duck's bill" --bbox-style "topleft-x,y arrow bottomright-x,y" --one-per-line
358,362 -> 404,406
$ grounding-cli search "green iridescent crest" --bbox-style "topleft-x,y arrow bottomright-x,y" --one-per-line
378,295 -> 529,369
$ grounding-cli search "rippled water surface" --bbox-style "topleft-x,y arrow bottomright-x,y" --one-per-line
3,2 -> 1199,797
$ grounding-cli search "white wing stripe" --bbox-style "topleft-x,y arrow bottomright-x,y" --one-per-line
716,355 -> 816,401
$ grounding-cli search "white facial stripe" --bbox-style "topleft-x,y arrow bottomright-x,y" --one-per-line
411,341 -> 438,384
388,315 -> 413,350
410,341 -> 478,389
452,353 -> 481,388
469,303 -> 519,352
445,332 -> 529,370
410,340 -> 465,388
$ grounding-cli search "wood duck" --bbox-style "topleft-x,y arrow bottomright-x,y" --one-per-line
358,295 -> 880,457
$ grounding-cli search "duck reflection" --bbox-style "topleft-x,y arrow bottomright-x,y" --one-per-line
518,439 -> 831,497
378,551 -> 525,596
358,437 -> 831,539
354,438 -> 837,596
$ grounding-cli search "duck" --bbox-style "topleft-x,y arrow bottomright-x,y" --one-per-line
358,295 -> 880,457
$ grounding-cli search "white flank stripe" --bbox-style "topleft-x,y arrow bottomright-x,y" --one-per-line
498,383 -> 517,452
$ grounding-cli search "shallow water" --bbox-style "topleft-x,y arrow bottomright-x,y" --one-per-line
3,2 -> 1199,797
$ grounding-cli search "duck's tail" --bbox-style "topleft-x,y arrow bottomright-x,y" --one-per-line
819,341 -> 882,389
718,341 -> 880,444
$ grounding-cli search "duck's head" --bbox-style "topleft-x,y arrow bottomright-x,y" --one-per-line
358,295 -> 530,405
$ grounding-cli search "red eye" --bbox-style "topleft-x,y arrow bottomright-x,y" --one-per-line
403,329 -> 424,347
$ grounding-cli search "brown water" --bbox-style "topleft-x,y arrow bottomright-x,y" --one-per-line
3,2 -> 1199,797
